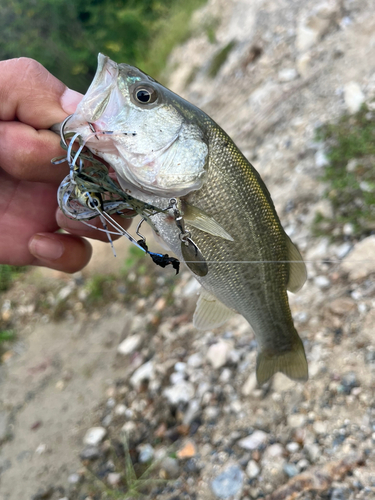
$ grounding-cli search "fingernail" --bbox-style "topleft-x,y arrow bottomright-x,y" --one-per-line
29,234 -> 64,261
60,88 -> 83,114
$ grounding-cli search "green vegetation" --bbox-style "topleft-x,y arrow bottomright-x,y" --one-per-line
313,104 -> 375,240
0,265 -> 26,292
208,40 -> 236,78
1,0 -> 207,91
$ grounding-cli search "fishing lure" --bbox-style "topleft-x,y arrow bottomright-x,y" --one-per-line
52,115 -> 185,273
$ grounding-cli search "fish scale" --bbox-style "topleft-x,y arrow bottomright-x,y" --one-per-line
62,53 -> 309,385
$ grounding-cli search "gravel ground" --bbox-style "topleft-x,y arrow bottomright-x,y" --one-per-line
1,0 -> 375,499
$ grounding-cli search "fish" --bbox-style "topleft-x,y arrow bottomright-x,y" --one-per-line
63,53 -> 308,384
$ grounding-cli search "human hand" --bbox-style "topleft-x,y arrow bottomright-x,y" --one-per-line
0,58 -> 131,273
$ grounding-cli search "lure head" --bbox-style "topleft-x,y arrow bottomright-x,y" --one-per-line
66,54 -> 209,198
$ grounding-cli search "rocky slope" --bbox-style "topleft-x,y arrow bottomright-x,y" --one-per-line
1,0 -> 375,499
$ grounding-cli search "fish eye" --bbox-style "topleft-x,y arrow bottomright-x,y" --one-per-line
134,86 -> 158,104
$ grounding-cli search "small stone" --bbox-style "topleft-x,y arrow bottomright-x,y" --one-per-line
264,443 -> 284,459
335,242 -> 352,259
83,427 -> 106,446
206,342 -> 232,369
211,464 -> 244,499
183,399 -> 201,426
238,430 -> 268,450
117,334 -> 142,355
35,443 -> 47,455
340,371 -> 359,395
241,372 -> 258,396
304,443 -> 320,462
80,445 -> 100,460
297,458 -> 310,471
286,442 -> 300,453
107,472 -> 121,486
296,53 -> 311,76
57,284 -> 74,302
160,456 -> 180,479
278,68 -> 298,82
331,487 -> 351,500
177,439 -> 197,459
163,381 -> 195,405
170,371 -> 185,385
130,360 -> 154,389
314,276 -> 330,289
328,298 -> 356,316
283,463 -> 299,478
344,82 -> 365,114
246,460 -> 260,479
187,352 -> 204,368
204,406 -> 220,421
287,414 -> 306,428
315,149 -> 329,168
220,368 -> 232,383
313,420 -> 328,435
121,421 -> 137,440
138,444 -> 154,463
114,404 -> 127,416
341,236 -> 375,280
68,472 -> 81,484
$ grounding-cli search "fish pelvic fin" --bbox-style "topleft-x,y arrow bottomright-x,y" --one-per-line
286,235 -> 307,293
256,336 -> 308,385
193,288 -> 235,330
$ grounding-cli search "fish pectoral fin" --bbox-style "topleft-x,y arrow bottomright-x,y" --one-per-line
286,236 -> 307,293
193,289 -> 235,330
256,335 -> 308,385
183,203 -> 234,241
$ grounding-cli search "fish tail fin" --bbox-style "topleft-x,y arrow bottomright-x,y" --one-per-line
256,336 -> 308,385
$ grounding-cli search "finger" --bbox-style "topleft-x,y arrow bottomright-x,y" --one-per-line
56,209 -> 133,242
0,122 -> 69,183
28,233 -> 93,273
0,58 -> 82,127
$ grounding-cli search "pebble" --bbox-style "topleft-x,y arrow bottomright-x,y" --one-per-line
187,352 -> 204,368
206,342 -> 232,369
177,439 -> 197,459
211,464 -> 244,499
114,404 -> 127,416
130,360 -> 154,389
344,82 -> 365,113
314,275 -> 331,289
107,472 -> 121,486
278,68 -> 298,82
68,472 -> 81,484
341,236 -> 375,280
238,430 -> 268,450
304,443 -> 320,462
263,443 -> 284,459
241,372 -> 258,397
283,463 -> 299,478
163,381 -> 195,405
246,459 -> 260,479
340,371 -> 359,395
83,427 -> 106,446
287,414 -> 306,428
117,334 -> 142,355
183,399 -> 201,426
80,445 -> 100,461
138,443 -> 154,463
335,242 -> 352,259
286,442 -> 300,453
160,456 -> 180,479
314,149 -> 330,168
331,487 -> 351,500
328,297 -> 356,316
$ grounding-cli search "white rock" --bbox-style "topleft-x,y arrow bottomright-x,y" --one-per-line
314,276 -> 331,289
114,404 -> 127,416
287,414 -> 306,428
296,53 -> 311,76
344,82 -> 365,113
83,427 -> 106,446
183,399 -> 202,426
264,443 -> 284,459
286,442 -> 300,453
187,352 -> 204,368
163,381 -> 195,405
278,68 -> 298,82
313,420 -> 328,434
170,371 -> 185,385
182,277 -> 201,297
296,23 -> 321,52
341,236 -> 375,280
238,430 -> 268,450
246,460 -> 260,479
219,368 -> 232,383
314,149 -> 329,168
107,472 -> 121,486
206,341 -> 232,369
335,242 -> 352,259
130,360 -> 154,389
117,334 -> 142,355
241,372 -> 258,396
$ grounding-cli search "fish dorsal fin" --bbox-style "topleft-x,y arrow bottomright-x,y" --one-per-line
286,236 -> 307,293
193,289 -> 235,330
183,203 -> 234,241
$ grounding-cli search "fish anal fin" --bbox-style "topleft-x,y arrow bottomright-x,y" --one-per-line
256,336 -> 308,385
182,203 -> 234,241
286,236 -> 307,293
193,289 -> 235,330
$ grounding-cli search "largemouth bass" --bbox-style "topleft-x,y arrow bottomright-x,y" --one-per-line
64,54 -> 308,384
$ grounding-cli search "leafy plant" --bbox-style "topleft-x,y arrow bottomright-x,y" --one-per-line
313,104 -> 375,240
0,265 -> 26,292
